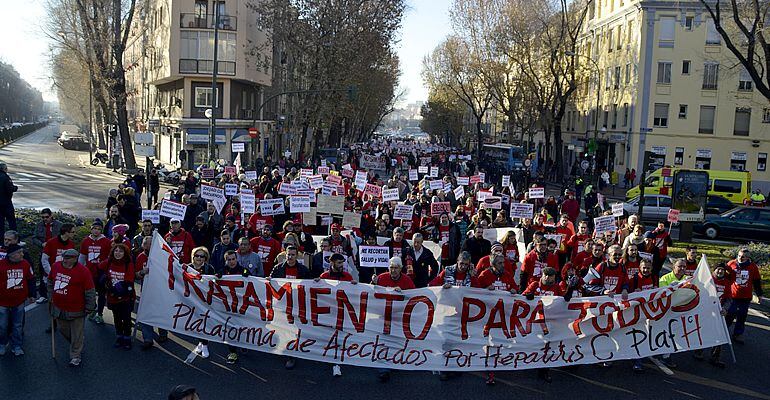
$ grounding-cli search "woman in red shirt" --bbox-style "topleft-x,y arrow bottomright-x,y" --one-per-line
98,244 -> 135,350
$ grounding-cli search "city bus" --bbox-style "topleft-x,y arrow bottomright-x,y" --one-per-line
482,143 -> 526,172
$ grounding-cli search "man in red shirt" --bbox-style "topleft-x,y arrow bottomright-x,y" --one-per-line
47,249 -> 96,367
631,259 -> 658,292
164,219 -> 195,263
583,245 -> 630,297
316,253 -> 356,377
683,245 -> 698,276
250,225 -> 281,277
79,220 -> 112,324
0,244 -> 34,356
694,262 -> 734,368
559,190 -> 580,222
567,221 -> 591,261
520,239 -> 559,288
623,243 -> 642,280
39,223 -> 76,304
478,254 -> 519,294
726,247 -> 764,344
372,256 -> 415,383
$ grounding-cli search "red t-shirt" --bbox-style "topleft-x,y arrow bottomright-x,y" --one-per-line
624,258 -> 641,279
135,252 -> 149,273
0,259 -> 33,307
43,238 -> 76,265
632,273 -> 658,291
520,250 -> 559,285
375,272 -> 415,290
713,274 -> 734,302
684,259 -> 699,277
248,214 -> 274,235
523,281 -> 564,296
164,229 -> 195,263
568,234 -> 590,260
429,268 -> 476,287
319,270 -> 354,281
728,259 -> 761,299
80,235 -> 112,277
250,236 -> 281,276
49,262 -> 95,312
587,262 -> 629,294
477,269 -> 519,292
328,235 -> 347,255
284,264 -> 299,279
98,259 -> 135,304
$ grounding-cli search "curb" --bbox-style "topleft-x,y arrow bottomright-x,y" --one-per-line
0,124 -> 47,148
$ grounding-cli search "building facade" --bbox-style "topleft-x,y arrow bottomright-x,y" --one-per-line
563,0 -> 770,192
125,0 -> 272,168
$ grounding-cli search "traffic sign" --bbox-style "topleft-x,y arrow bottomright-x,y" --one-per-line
248,127 -> 259,138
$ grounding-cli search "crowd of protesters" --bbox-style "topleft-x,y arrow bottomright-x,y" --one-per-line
0,138 -> 764,386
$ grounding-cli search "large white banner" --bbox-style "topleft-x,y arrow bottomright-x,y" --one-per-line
138,234 -> 730,371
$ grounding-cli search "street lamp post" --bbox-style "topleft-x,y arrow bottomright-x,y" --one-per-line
565,50 -> 602,190
207,5 -> 221,164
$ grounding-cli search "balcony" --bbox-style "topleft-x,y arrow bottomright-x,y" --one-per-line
180,13 -> 237,30
179,59 -> 235,75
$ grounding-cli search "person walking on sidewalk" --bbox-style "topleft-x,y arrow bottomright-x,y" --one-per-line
0,161 -> 19,241
0,244 -> 35,356
48,248 -> 96,367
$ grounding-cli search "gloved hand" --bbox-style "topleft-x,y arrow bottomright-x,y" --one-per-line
242,269 -> 250,278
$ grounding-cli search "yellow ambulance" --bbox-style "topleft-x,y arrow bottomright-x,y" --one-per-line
625,168 -> 751,205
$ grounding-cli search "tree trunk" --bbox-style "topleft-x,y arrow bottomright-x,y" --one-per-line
112,0 -> 136,170
554,122 -> 564,180
475,114 -> 484,161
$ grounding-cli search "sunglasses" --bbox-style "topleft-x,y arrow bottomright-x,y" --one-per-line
194,254 -> 207,259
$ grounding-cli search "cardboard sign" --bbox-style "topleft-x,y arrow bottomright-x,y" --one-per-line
476,190 -> 492,201
278,182 -> 297,196
300,168 -> 314,179
320,159 -> 328,167
159,200 -> 187,221
342,211 -> 361,229
141,210 -> 160,224
240,193 -> 256,213
502,175 -> 510,187
453,185 -> 465,200
308,175 -> 324,189
317,195 -> 344,215
457,176 -> 470,186
317,166 -> 330,176
244,170 -> 258,181
232,142 -> 245,153
409,169 -> 418,181
360,154 -> 385,170
382,187 -> 400,202
363,183 -> 382,198
341,167 -> 355,178
259,198 -> 285,216
200,184 -> 224,201
325,174 -> 342,186
429,180 -> 443,190
478,172 -> 485,182
593,215 -> 618,235
469,175 -> 482,185
355,171 -> 368,189
200,168 -> 215,179
224,166 -> 237,176
225,184 -> 238,196
359,246 -> 390,268
611,203 -> 625,217
482,196 -> 502,210
296,189 -> 316,203
394,204 -> 414,220
667,209 -> 680,223
418,166 -> 429,174
510,203 -> 534,219
430,167 -> 439,178
212,196 -> 227,215
528,187 -> 545,199
430,202 -> 452,216
321,183 -> 339,196
303,208 -> 317,226
290,196 -> 311,213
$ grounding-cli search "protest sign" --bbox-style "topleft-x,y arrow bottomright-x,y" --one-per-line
300,168 -> 314,179
342,211 -> 361,229
457,176 -> 470,186
317,166 -> 330,176
139,235 -> 731,372
322,183 -> 338,196
360,154 -> 385,170
430,202 -> 452,216
240,193 -> 256,214
200,168 -> 215,179
611,203 -> 625,217
244,170 -> 258,181
259,198 -> 285,216
430,167 -> 439,178
278,182 -> 297,196
296,189 -> 316,203
363,183 -> 382,198
309,175 -> 324,189
303,208 -> 317,226
231,142 -> 245,153
141,210 -> 160,224
478,172 -> 485,182
224,183 -> 238,196
326,174 -> 342,186
510,203 -> 534,219
317,195 -> 344,215
341,168 -> 355,178
200,184 -> 224,201
668,209 -> 680,223
418,166 -> 429,174
359,246 -> 390,268
290,196 -> 311,213
394,204 -> 414,220
481,196 -> 502,210
382,188 -> 400,202
320,159 -> 327,167
453,185 -> 465,200
159,200 -> 187,220
476,190 -> 492,202
409,169 -> 418,181
593,215 -> 618,235
469,175 -> 481,185
224,166 -> 237,176
213,196 -> 227,215
502,175 -> 510,187
355,171 -> 368,189
528,187 -> 545,199
544,234 -> 563,248
429,180 -> 443,190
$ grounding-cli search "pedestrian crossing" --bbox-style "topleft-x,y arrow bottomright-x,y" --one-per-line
11,171 -> 125,182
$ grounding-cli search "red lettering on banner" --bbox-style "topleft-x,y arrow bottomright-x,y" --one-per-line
297,284 -> 308,324
640,291 -> 672,321
592,302 -> 621,334
681,315 -> 703,347
310,287 -> 332,327
336,291 -> 368,333
182,269 -> 206,301
485,300 -> 510,338
402,296 -> 434,340
617,299 -> 642,328
460,297 -> 486,340
207,280 -> 232,312
217,280 -> 244,312
568,301 -> 598,336
239,281 -> 267,318
265,281 -> 293,323
671,282 -> 701,312
374,292 -> 405,335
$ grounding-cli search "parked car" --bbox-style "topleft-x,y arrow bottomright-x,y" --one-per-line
58,132 -> 91,150
705,195 -> 737,215
694,207 -> 770,241
623,194 -> 736,221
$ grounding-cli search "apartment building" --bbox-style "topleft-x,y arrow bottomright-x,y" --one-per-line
563,0 -> 770,192
125,0 -> 272,167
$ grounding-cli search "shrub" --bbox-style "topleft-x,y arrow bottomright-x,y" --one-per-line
722,242 -> 770,268
15,208 -> 90,268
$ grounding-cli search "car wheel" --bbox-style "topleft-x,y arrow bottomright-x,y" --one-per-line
704,225 -> 719,240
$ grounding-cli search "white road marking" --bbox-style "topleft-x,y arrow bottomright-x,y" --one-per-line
650,357 -> 675,376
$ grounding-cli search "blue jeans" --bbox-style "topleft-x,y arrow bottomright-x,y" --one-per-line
140,323 -> 167,343
726,298 -> 751,336
0,304 -> 25,350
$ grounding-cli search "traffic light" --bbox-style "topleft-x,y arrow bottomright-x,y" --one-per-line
643,150 -> 656,173
587,139 -> 597,154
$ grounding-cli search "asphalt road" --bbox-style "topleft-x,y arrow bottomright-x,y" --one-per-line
2,299 -> 769,400
0,123 -> 141,217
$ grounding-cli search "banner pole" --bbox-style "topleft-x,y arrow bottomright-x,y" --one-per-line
50,316 -> 56,359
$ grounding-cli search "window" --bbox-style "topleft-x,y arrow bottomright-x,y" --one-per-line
678,104 -> 688,119
625,63 -> 631,84
659,16 -> 675,45
616,27 -> 622,50
682,60 -> 691,75
763,108 -> 770,123
695,150 -> 712,169
739,68 -> 753,91
614,66 -> 621,89
194,87 -> 219,108
757,210 -> 770,222
606,68 -> 612,89
623,103 -> 629,127
674,147 -> 684,165
758,153 -> 767,172
713,179 -> 742,193
733,108 -> 751,136
699,106 -> 716,134
608,27 -> 614,52
657,61 -> 672,83
611,104 -> 618,129
643,196 -> 658,207
659,197 -> 672,208
706,19 -> 721,44
194,0 -> 207,17
653,103 -> 669,127
603,107 -> 609,128
685,16 -> 694,30
703,62 -> 719,89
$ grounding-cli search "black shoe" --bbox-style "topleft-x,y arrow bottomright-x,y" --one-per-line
732,335 -> 745,345
141,341 -> 154,350
122,337 -> 132,350
709,359 -> 726,369
113,337 -> 123,348
439,372 -> 449,381
378,371 -> 390,382
156,335 -> 168,343
538,370 -> 552,383
284,358 -> 296,370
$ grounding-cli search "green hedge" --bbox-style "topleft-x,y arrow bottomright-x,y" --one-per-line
0,122 -> 48,145
16,208 -> 90,269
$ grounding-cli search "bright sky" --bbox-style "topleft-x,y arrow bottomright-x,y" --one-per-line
396,0 -> 452,106
0,0 -> 55,101
0,0 -> 451,105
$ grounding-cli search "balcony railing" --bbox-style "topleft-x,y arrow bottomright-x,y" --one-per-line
179,59 -> 235,75
180,13 -> 237,30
